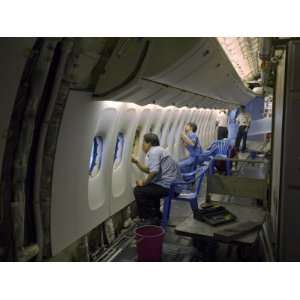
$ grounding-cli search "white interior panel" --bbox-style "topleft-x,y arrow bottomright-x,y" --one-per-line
198,109 -> 207,147
88,102 -> 123,211
167,108 -> 182,158
196,111 -> 204,144
51,92 -> 119,255
202,110 -> 212,148
174,108 -> 190,160
160,107 -> 176,148
190,109 -> 198,123
111,103 -> 140,214
130,105 -> 154,186
195,110 -> 202,138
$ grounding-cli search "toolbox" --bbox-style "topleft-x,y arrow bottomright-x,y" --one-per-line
193,205 -> 237,226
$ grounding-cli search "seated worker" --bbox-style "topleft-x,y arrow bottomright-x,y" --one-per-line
132,133 -> 182,225
178,122 -> 202,172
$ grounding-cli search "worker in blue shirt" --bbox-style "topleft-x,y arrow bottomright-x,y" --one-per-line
178,122 -> 202,172
132,133 -> 182,225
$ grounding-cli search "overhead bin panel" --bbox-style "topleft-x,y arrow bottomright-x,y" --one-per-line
95,38 -> 255,107
138,86 -> 180,106
95,38 -> 149,98
176,94 -> 204,107
111,79 -> 161,103
146,38 -> 251,104
167,92 -> 191,107
144,38 -> 209,82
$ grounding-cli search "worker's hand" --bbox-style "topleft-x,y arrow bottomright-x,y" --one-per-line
180,132 -> 185,140
131,155 -> 138,164
136,180 -> 144,187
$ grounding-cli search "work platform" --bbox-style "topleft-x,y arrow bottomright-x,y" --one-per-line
175,202 -> 266,245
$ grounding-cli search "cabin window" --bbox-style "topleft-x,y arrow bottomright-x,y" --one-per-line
132,127 -> 141,157
89,136 -> 103,177
113,133 -> 124,169
159,125 -> 164,139
167,124 -> 173,146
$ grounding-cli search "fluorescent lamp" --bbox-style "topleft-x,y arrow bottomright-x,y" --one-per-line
217,37 -> 260,82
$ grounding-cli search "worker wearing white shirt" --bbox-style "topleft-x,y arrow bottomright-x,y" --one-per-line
216,110 -> 228,139
235,105 -> 252,152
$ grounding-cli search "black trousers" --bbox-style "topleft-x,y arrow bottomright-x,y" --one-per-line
235,125 -> 248,151
217,127 -> 228,140
134,183 -> 169,220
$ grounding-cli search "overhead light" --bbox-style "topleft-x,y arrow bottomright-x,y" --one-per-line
217,37 -> 260,82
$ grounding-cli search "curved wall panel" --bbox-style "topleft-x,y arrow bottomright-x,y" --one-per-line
173,107 -> 190,160
111,103 -> 140,214
194,110 -> 202,138
51,92 -> 121,254
167,108 -> 182,159
130,105 -> 155,186
160,106 -> 176,148
199,110 -> 207,148
88,102 -> 122,211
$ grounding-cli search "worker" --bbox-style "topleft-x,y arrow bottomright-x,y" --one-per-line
216,109 -> 228,139
178,122 -> 202,172
132,133 -> 182,225
235,105 -> 252,152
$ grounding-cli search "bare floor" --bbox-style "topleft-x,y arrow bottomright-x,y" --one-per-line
109,150 -> 267,262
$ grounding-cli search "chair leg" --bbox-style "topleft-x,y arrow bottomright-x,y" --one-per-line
209,160 -> 215,175
225,159 -> 231,176
161,197 -> 172,227
190,198 -> 198,210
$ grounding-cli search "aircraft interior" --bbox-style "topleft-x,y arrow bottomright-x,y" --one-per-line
0,37 -> 299,262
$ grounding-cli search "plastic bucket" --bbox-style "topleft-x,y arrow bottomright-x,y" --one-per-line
135,225 -> 165,262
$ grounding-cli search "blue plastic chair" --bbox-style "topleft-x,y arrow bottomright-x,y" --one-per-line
196,140 -> 224,165
161,165 -> 208,227
197,147 -> 217,164
208,139 -> 233,176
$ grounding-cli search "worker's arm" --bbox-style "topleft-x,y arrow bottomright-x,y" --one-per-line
131,155 -> 150,174
180,132 -> 195,146
248,115 -> 252,128
246,114 -> 252,130
137,171 -> 159,186
136,150 -> 161,186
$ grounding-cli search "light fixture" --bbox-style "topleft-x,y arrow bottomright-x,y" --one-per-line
217,37 -> 260,82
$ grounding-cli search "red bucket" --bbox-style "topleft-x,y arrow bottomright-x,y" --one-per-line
135,225 -> 165,262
